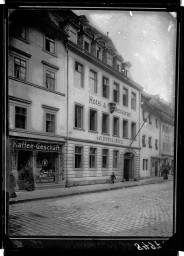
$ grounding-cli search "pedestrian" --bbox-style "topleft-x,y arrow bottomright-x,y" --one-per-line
24,162 -> 35,191
110,172 -> 116,184
9,171 -> 17,198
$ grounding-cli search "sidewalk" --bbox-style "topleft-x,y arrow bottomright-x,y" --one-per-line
9,175 -> 173,204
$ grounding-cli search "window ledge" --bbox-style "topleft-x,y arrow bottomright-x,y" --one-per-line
101,133 -> 110,136
88,130 -> 98,134
73,127 -> 85,131
42,49 -> 57,58
9,76 -> 65,97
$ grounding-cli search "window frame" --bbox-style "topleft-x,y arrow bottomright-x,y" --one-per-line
44,34 -> 56,55
113,116 -> 120,137
123,119 -> 128,138
74,145 -> 83,169
74,104 -> 84,130
131,122 -> 136,139
113,82 -> 120,103
69,25 -> 78,44
131,91 -> 137,110
96,45 -> 102,60
14,56 -> 27,81
102,76 -> 109,99
148,137 -> 152,148
113,150 -> 119,169
102,148 -> 109,169
102,112 -> 109,135
89,147 -> 97,169
142,135 -> 146,147
123,87 -> 129,107
74,61 -> 84,89
89,69 -> 98,94
89,108 -> 98,132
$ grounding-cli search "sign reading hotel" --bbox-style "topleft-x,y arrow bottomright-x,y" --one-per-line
12,140 -> 61,151
89,95 -> 131,117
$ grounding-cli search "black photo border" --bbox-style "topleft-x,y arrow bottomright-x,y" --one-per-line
1,0 -> 184,256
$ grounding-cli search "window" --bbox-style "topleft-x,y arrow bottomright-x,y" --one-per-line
102,149 -> 108,168
113,82 -> 119,103
96,46 -> 102,60
143,159 -> 148,170
75,146 -> 83,168
45,34 -> 55,54
131,92 -> 136,110
14,57 -> 26,81
142,135 -> 146,147
155,139 -> 158,150
149,115 -> 152,124
16,26 -> 28,40
148,137 -> 152,148
113,117 -> 119,136
75,105 -> 83,129
46,113 -> 55,133
102,113 -> 109,134
15,106 -> 27,129
156,118 -> 158,128
123,88 -> 128,107
84,41 -> 90,51
113,150 -> 118,168
69,26 -> 78,44
102,77 -> 109,98
143,111 -> 147,121
89,70 -> 97,94
89,109 -> 97,132
89,148 -> 97,168
131,122 -> 136,139
107,53 -> 112,66
45,70 -> 55,90
123,120 -> 128,138
75,62 -> 84,88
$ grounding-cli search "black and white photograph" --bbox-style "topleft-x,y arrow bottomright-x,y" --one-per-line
2,2 -> 183,255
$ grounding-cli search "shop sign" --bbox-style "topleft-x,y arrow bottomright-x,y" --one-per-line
97,135 -> 124,145
12,140 -> 61,152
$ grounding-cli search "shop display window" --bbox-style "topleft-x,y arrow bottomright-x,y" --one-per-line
35,152 -> 56,183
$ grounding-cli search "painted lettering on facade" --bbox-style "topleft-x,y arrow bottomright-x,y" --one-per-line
12,140 -> 61,151
97,135 -> 124,145
89,95 -> 131,117
89,95 -> 105,108
114,108 -> 131,117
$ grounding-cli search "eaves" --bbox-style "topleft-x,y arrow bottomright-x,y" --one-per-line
68,42 -> 143,92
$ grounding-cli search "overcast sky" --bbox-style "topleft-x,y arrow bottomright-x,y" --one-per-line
74,10 -> 177,104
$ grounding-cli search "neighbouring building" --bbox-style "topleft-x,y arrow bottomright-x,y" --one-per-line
140,93 -> 174,178
8,10 -> 68,189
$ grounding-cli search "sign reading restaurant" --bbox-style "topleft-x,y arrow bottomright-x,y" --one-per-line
97,135 -> 124,145
89,95 -> 131,117
12,140 -> 61,151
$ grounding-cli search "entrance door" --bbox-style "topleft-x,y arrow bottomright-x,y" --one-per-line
155,161 -> 158,176
124,153 -> 134,180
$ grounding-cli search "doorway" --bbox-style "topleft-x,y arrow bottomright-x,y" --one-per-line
124,152 -> 134,181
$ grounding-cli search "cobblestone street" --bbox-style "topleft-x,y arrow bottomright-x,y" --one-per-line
8,181 -> 173,237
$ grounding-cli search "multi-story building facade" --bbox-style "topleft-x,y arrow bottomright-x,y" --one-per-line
8,10 -> 68,189
60,10 -> 143,186
140,93 -> 174,178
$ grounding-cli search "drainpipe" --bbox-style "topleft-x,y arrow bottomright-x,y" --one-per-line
65,39 -> 69,187
138,91 -> 141,179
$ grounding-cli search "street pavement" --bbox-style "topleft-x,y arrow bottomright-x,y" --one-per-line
8,179 -> 173,237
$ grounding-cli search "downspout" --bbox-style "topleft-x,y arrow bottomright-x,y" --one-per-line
138,91 -> 141,179
65,39 -> 69,187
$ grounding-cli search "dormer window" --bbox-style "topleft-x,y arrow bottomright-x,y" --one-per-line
96,46 -> 102,60
83,36 -> 91,52
116,60 -> 121,72
107,52 -> 112,66
69,25 -> 78,44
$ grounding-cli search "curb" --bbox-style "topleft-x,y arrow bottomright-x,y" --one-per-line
9,178 -> 172,205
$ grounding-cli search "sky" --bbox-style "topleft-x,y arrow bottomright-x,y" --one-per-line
74,10 -> 177,104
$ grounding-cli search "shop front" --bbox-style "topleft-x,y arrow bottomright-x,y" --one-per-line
10,138 -> 65,189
